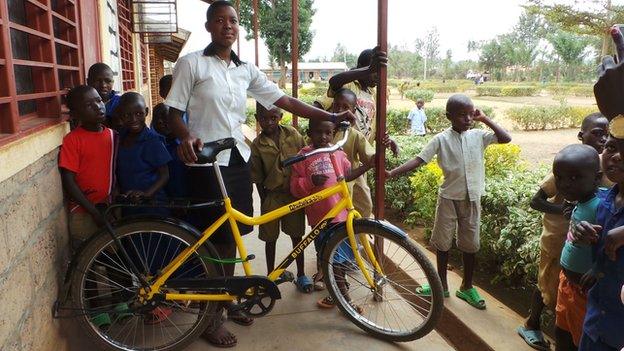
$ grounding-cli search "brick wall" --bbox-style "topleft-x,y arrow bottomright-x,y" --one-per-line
149,46 -> 165,107
0,150 -> 70,351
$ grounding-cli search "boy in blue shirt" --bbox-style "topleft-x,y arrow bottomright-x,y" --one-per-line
573,135 -> 624,351
116,92 -> 171,216
87,63 -> 121,128
551,144 -> 602,350
151,103 -> 188,201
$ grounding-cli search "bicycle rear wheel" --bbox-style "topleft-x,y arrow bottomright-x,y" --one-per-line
70,220 -> 221,351
321,220 -> 444,342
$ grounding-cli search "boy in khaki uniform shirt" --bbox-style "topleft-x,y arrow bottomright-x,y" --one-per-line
250,104 -> 312,291
330,88 -> 376,218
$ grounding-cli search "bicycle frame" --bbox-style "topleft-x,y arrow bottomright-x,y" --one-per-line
142,149 -> 384,303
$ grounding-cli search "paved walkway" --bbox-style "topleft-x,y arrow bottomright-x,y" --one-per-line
187,189 -> 454,350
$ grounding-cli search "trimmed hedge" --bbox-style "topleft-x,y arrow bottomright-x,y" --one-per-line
476,85 -> 538,97
507,105 -> 599,130
405,89 -> 435,103
386,106 -> 496,135
545,84 -> 594,97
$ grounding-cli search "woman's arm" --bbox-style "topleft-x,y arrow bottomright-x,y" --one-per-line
274,96 -> 355,124
168,107 -> 203,163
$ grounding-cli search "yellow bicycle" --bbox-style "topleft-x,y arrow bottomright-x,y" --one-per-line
62,123 -> 444,350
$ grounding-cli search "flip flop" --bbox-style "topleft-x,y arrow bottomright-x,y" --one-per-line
317,295 -> 336,309
294,275 -> 314,293
415,284 -> 450,298
516,326 -> 550,351
456,287 -> 486,310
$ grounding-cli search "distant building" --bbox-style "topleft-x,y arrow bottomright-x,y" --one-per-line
261,62 -> 349,83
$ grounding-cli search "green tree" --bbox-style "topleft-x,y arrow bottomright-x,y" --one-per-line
331,43 -> 357,68
239,0 -> 315,88
415,27 -> 440,80
388,44 -> 421,79
526,0 -> 624,56
548,30 -> 591,81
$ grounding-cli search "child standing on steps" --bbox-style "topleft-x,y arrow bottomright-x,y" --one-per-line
517,113 -> 609,351
250,104 -> 309,291
386,94 -> 511,310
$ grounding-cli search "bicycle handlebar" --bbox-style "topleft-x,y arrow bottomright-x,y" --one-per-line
281,121 -> 351,168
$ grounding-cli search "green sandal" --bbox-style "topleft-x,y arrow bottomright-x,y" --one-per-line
456,287 -> 486,310
91,312 -> 112,328
415,284 -> 450,298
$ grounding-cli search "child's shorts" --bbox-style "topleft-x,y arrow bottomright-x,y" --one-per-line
555,271 -> 587,347
430,196 -> 481,253
314,228 -> 355,264
537,237 -> 564,308
259,191 -> 305,242
68,211 -> 100,250
350,174 -> 373,218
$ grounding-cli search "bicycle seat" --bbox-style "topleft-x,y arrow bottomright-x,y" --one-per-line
196,138 -> 237,164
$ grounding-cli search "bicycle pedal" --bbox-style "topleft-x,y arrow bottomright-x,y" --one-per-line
275,271 -> 295,285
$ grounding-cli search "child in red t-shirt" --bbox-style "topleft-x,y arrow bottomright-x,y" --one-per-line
59,85 -> 116,250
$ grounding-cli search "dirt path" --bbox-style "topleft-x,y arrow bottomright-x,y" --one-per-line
510,128 -> 579,166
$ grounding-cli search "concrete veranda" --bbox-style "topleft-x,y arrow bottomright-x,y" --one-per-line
187,189 -> 454,351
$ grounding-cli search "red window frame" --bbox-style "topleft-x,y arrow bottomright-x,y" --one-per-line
0,0 -> 83,145
117,0 -> 135,91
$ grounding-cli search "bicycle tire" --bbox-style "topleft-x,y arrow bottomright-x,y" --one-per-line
70,219 -> 221,351
321,220 -> 444,342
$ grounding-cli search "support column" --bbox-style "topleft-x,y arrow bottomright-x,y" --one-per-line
374,0 -> 388,219
291,0 -> 299,128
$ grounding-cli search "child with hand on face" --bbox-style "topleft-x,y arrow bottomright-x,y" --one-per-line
386,94 -> 511,310
116,92 -> 171,216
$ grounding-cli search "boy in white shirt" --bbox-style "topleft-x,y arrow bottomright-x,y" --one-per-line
408,98 -> 427,136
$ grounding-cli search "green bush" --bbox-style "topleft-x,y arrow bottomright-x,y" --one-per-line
386,106 -> 496,136
476,86 -> 503,96
299,83 -> 328,97
383,138 -> 547,285
545,84 -> 594,97
507,105 -> 599,130
477,85 -> 537,97
405,89 -> 435,103
500,86 -> 538,97
569,85 -> 594,97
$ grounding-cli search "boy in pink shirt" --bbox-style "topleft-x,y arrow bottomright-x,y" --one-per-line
290,118 -> 371,312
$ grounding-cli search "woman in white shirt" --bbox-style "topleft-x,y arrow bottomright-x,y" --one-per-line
165,1 -> 354,347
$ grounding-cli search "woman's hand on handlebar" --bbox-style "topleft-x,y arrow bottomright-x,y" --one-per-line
178,136 -> 204,164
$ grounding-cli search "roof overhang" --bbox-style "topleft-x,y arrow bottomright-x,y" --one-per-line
150,28 -> 192,62
131,0 -> 178,34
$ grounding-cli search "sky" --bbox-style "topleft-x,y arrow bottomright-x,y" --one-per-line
176,0 -> 613,66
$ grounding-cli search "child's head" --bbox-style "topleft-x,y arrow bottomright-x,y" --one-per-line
416,99 -> 425,109
86,63 -> 114,101
602,135 -> 624,184
159,75 -> 173,100
356,48 -> 376,88
553,144 -> 601,202
307,118 -> 335,149
255,102 -> 283,136
445,94 -> 475,132
118,92 -> 148,135
151,103 -> 171,137
331,88 -> 357,115
578,112 -> 608,153
66,85 -> 105,128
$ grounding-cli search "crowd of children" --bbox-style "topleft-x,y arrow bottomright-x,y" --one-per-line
60,45 -> 624,349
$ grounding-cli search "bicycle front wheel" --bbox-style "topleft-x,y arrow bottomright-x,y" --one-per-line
70,220 -> 221,351
321,220 -> 444,342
